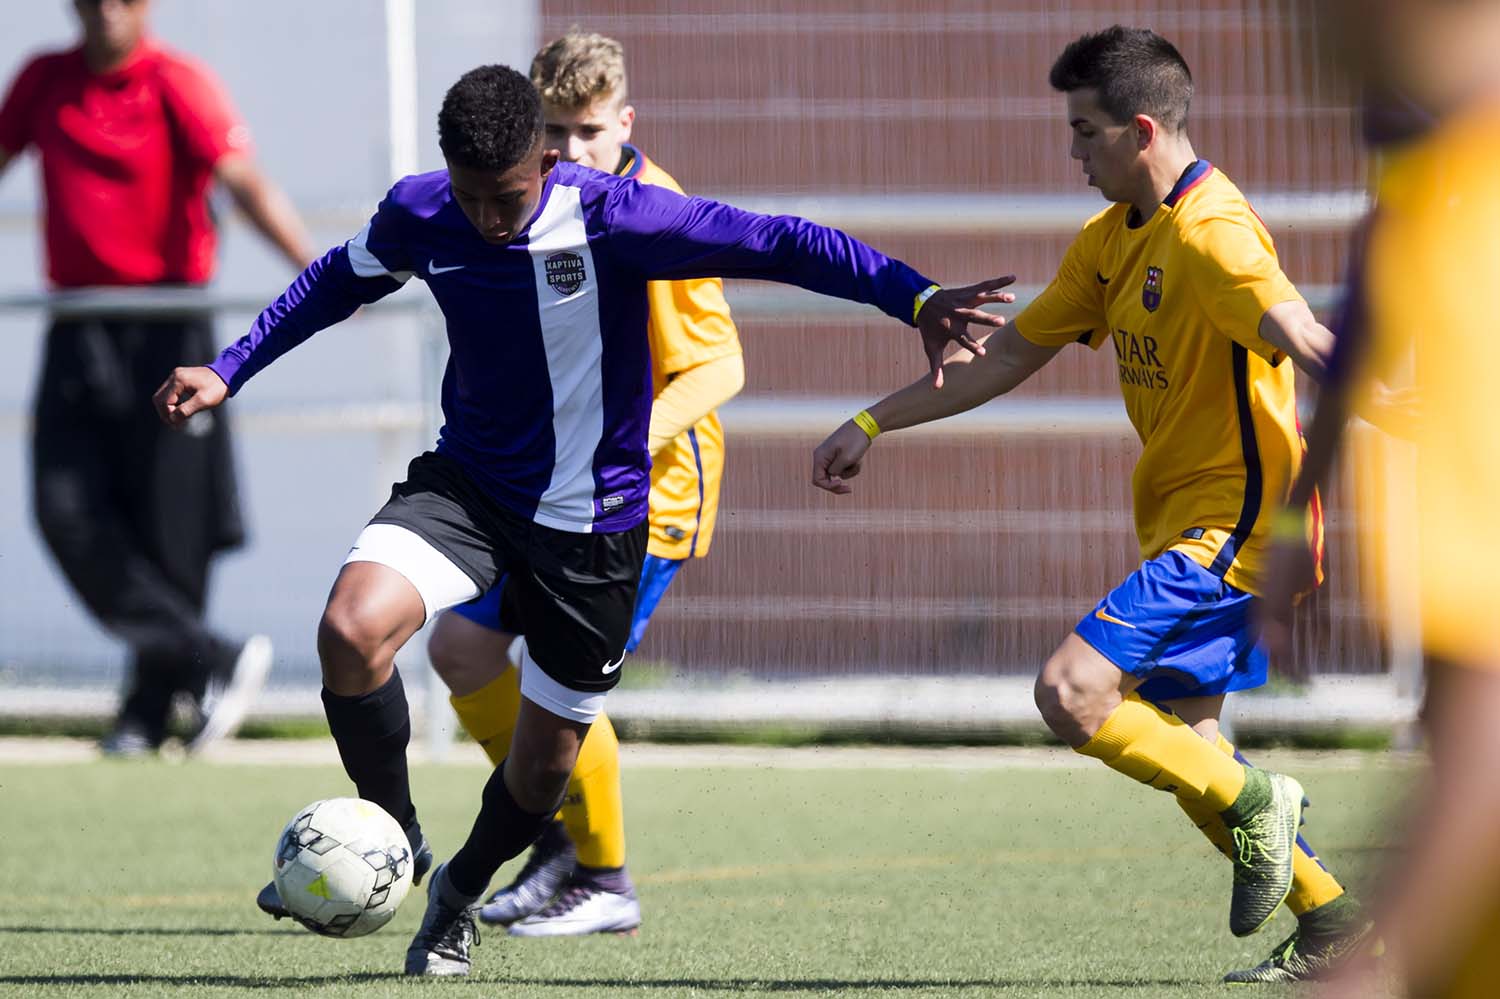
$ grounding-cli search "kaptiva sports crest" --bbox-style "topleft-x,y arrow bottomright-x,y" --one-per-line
545,251 -> 587,296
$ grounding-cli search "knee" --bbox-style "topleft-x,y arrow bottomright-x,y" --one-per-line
318,601 -> 397,685
1033,665 -> 1084,743
1034,651 -> 1120,747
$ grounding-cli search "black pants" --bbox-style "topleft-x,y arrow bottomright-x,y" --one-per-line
31,313 -> 245,741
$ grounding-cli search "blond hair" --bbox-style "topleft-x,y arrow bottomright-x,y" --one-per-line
530,29 -> 628,110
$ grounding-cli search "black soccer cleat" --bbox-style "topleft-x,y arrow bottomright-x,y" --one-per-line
258,836 -> 432,920
405,862 -> 482,977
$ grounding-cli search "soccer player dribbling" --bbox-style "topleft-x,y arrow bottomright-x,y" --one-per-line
424,30 -> 748,939
153,64 -> 1014,976
812,27 -> 1370,984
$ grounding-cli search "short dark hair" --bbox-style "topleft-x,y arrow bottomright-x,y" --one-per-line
437,64 -> 544,171
1049,27 -> 1193,131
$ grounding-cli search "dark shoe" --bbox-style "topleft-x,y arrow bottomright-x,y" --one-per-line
187,635 -> 272,754
1222,902 -> 1377,983
99,719 -> 159,758
405,862 -> 481,977
1226,772 -> 1304,937
478,821 -> 576,925
259,836 -> 432,920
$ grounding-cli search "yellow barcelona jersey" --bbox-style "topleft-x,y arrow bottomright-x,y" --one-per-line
620,146 -> 743,560
1015,162 -> 1314,597
1362,105 -> 1500,669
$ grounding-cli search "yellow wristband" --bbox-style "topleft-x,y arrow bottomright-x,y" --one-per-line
852,409 -> 881,440
912,283 -> 941,323
1269,507 -> 1307,541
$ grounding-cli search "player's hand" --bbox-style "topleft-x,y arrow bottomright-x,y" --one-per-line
153,365 -> 229,428
916,276 -> 1017,388
812,420 -> 873,495
1257,534 -> 1319,660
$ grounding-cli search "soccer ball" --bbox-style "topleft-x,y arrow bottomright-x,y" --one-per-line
272,797 -> 414,938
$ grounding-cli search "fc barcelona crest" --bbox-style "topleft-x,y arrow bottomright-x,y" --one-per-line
1142,265 -> 1163,312
545,251 -> 587,296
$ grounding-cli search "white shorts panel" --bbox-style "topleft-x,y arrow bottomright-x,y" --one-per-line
343,523 -> 480,625
518,640 -> 607,724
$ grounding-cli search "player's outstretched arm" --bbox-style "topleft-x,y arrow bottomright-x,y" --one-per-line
1260,302 -> 1417,439
602,182 -> 1016,382
1258,300 -> 1334,381
811,328 -> 1060,494
153,365 -> 229,427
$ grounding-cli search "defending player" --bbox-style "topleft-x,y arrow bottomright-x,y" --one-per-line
811,27 -> 1368,981
424,31 -> 745,937
153,64 -> 1013,976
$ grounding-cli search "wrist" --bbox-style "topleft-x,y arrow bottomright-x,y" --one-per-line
852,409 -> 881,440
912,283 -> 941,324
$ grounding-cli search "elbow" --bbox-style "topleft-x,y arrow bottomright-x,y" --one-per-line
722,352 -> 746,399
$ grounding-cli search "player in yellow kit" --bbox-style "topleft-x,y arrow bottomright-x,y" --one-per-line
813,27 -> 1369,981
1255,5 -> 1500,996
425,30 -> 744,937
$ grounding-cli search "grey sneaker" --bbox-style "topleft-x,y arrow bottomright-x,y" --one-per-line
405,863 -> 481,977
507,881 -> 641,937
1222,918 -> 1377,983
99,720 -> 158,758
187,635 -> 273,754
259,836 -> 431,921
478,823 -> 576,925
1226,772 -> 1304,937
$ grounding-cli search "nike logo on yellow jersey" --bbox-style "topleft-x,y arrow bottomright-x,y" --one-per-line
1093,609 -> 1137,629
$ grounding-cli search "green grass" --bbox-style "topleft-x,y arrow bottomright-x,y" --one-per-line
0,749 -> 1408,998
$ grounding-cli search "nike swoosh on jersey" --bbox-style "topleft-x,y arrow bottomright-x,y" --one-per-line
1093,609 -> 1137,629
1095,272 -> 1111,285
428,260 -> 465,274
601,650 -> 626,675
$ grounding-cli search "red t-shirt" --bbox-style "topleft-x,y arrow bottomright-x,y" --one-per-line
0,39 -> 250,288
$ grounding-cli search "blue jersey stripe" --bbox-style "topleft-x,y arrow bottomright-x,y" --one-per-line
1209,343 -> 1264,577
686,427 -> 706,558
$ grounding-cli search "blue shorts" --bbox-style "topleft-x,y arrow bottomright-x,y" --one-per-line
1072,550 -> 1267,703
452,553 -> 684,655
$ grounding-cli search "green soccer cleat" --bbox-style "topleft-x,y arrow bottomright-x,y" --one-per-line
1223,913 -> 1377,983
1225,771 -> 1304,937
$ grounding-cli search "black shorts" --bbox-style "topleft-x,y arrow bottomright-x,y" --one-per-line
369,451 -> 646,695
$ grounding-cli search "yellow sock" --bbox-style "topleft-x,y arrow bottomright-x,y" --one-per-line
1076,693 -> 1247,810
1177,733 -> 1346,915
1288,843 -> 1345,914
448,668 -> 522,768
561,711 -> 626,869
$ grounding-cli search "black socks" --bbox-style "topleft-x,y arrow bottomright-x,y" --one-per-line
321,667 -> 424,852
446,758 -> 557,899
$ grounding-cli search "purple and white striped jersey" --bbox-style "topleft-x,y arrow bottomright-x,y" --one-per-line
209,162 -> 933,533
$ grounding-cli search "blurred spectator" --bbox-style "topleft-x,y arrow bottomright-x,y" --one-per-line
0,0 -> 313,755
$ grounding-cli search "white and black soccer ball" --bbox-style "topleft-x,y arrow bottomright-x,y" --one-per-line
272,797 -> 414,938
